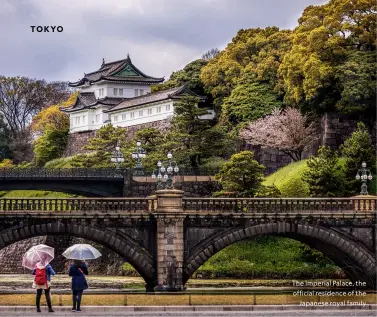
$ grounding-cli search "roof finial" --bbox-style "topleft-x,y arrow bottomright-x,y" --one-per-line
102,58 -> 105,66
127,53 -> 131,60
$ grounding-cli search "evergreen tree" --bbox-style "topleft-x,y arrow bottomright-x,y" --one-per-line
215,151 -> 265,197
340,122 -> 376,195
0,115 -> 12,160
221,72 -> 282,128
167,96 -> 231,168
71,124 -> 130,168
302,146 -> 346,197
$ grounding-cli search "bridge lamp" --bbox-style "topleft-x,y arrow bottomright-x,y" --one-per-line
111,146 -> 125,169
355,161 -> 373,195
151,152 -> 179,190
131,140 -> 147,176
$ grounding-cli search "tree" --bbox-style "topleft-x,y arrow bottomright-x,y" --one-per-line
31,92 -> 77,166
278,0 -> 376,114
200,27 -> 292,107
0,77 -> 71,136
302,146 -> 346,197
152,59 -> 208,95
34,127 -> 69,166
131,127 -> 166,172
215,151 -> 265,197
0,76 -> 72,163
31,92 -> 77,135
340,122 -> 376,194
240,107 -> 317,161
0,115 -> 12,160
221,71 -> 282,128
201,48 -> 220,61
166,96 -> 230,168
71,124 -> 129,168
335,51 -> 376,115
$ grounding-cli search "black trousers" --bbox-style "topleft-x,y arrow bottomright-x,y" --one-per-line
36,287 -> 52,309
72,289 -> 84,310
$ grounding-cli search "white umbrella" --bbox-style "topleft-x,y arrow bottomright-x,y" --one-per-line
62,244 -> 101,260
22,244 -> 54,270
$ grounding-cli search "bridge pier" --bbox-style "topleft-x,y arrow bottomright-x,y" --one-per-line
154,189 -> 185,291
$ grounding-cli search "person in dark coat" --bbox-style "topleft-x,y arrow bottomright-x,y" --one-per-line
68,260 -> 88,312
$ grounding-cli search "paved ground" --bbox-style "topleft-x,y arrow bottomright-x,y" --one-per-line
0,311 -> 375,317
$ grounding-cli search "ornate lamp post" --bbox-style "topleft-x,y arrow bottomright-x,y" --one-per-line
110,145 -> 124,169
355,161 -> 373,195
131,140 -> 146,176
151,152 -> 179,189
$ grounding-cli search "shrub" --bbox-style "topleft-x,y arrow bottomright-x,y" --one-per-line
302,146 -> 346,197
215,151 -> 265,197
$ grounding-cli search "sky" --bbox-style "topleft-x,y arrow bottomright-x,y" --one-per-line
0,0 -> 327,82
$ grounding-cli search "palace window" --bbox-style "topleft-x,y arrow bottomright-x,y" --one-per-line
99,88 -> 104,97
130,112 -> 135,119
122,114 -> 126,120
95,114 -> 100,123
114,88 -> 118,96
166,104 -> 171,111
119,89 -> 123,96
114,115 -> 118,122
76,117 -> 80,125
139,110 -> 143,117
140,89 -> 144,95
134,89 -> 139,97
83,115 -> 86,124
157,106 -> 161,113
148,109 -> 152,115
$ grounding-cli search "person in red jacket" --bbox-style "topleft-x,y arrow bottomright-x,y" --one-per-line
32,261 -> 56,313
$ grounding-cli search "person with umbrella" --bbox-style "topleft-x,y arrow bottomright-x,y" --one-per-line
68,260 -> 88,312
23,244 -> 56,313
63,244 -> 101,312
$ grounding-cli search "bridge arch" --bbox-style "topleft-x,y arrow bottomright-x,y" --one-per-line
0,221 -> 156,289
184,222 -> 376,289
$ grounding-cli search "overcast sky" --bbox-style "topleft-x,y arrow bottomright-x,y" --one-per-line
1,0 -> 327,82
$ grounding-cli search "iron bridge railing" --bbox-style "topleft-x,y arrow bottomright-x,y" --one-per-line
0,167 -> 220,179
182,197 -> 377,213
0,198 -> 156,213
0,168 -> 126,179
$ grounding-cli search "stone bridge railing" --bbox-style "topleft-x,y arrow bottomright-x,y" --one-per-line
0,196 -> 375,213
0,198 -> 155,212
182,197 -> 377,213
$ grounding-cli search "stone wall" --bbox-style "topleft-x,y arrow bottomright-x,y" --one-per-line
246,112 -> 377,175
126,176 -> 221,197
63,130 -> 97,157
64,119 -> 170,157
0,236 -> 124,275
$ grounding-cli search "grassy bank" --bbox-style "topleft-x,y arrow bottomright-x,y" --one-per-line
0,190 -> 76,198
124,236 -> 343,280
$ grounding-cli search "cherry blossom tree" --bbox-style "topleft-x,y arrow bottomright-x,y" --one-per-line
239,107 -> 317,161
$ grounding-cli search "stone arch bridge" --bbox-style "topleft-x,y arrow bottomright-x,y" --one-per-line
0,192 -> 375,291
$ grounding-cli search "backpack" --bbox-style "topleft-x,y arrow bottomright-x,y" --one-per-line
35,267 -> 47,285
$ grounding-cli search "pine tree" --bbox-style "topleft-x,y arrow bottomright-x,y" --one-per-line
340,122 -> 376,195
302,146 -> 346,197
